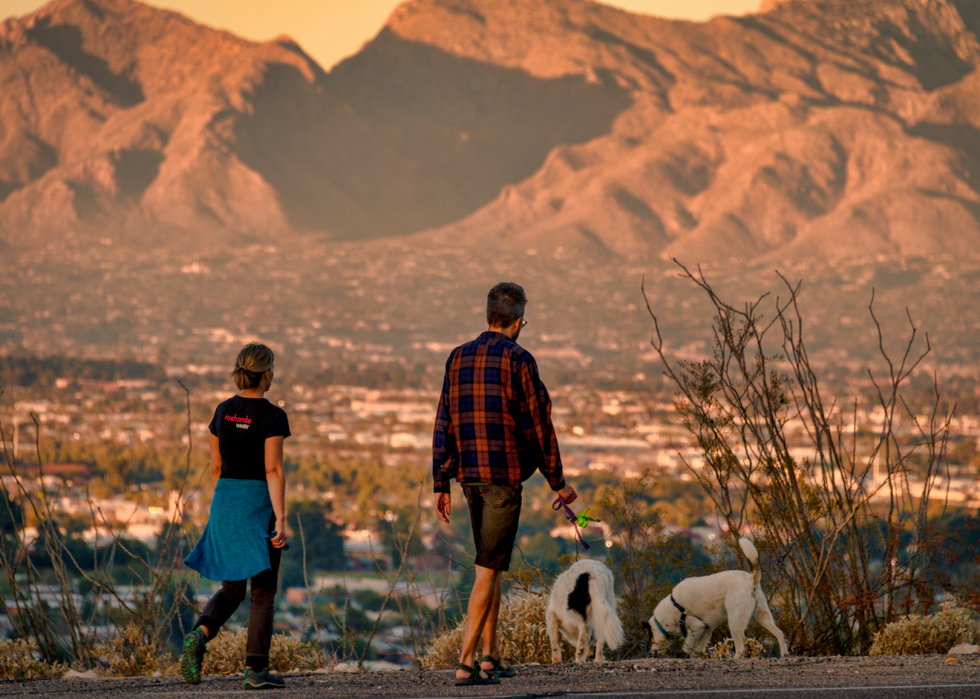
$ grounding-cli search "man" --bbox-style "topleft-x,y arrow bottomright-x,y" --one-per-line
432,282 -> 577,686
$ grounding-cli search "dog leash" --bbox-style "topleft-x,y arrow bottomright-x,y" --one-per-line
552,496 -> 600,550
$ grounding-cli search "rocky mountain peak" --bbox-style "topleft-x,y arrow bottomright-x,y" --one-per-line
1,0 -> 979,265
759,0 -> 811,11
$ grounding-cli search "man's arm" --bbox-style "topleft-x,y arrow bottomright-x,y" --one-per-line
432,362 -> 458,495
519,357 -> 567,493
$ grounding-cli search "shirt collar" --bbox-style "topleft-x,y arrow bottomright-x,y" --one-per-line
481,330 -> 515,342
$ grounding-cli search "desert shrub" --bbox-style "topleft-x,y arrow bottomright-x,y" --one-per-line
420,620 -> 465,669
869,604 -> 980,656
705,637 -> 766,659
421,591 -> 572,668
93,623 -> 177,677
645,264 -> 962,655
0,638 -> 67,680
202,627 -> 326,674
497,591 -> 562,664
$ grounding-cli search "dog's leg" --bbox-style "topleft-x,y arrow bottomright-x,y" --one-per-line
680,624 -> 699,657
693,627 -> 713,655
683,617 -> 709,656
728,600 -> 753,659
547,609 -> 562,664
754,594 -> 789,657
575,622 -> 589,664
595,631 -> 605,663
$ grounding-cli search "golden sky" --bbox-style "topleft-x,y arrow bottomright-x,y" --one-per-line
4,0 -> 761,70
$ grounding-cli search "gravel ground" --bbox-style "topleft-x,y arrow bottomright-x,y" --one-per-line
2,655 -> 979,698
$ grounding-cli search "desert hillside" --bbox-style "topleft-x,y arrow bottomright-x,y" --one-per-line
1,0 -> 979,263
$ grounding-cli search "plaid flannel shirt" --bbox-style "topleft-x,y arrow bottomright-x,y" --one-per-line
432,331 -> 566,494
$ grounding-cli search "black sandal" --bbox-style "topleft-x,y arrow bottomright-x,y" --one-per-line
454,662 -> 500,686
481,655 -> 517,678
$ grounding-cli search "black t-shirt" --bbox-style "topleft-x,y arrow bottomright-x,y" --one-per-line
208,395 -> 290,482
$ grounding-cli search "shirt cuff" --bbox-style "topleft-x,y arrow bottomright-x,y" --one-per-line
434,483 -> 451,494
550,476 -> 566,492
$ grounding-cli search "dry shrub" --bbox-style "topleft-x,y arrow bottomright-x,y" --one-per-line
94,624 -> 177,677
420,618 -> 465,669
0,639 -> 67,680
202,627 -> 325,674
869,604 -> 980,656
646,266 -> 961,656
705,638 -> 766,659
497,592 -> 563,664
421,592 -> 573,669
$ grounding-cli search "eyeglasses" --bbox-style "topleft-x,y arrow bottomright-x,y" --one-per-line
520,318 -> 528,328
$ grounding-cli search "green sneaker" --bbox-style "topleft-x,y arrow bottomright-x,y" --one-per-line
245,667 -> 286,690
180,628 -> 206,685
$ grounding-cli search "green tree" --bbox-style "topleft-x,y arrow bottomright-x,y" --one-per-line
380,507 -> 424,568
280,500 -> 346,587
0,488 -> 23,535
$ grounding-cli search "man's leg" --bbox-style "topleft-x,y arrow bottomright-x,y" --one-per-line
456,565 -> 501,681
479,574 -> 508,671
457,483 -> 520,681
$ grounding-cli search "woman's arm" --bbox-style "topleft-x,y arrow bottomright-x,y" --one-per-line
209,433 -> 221,487
265,435 -> 288,548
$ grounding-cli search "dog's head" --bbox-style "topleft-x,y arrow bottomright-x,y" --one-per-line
644,596 -> 693,657
646,596 -> 677,647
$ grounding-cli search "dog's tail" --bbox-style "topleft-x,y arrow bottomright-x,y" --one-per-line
738,536 -> 761,587
589,573 -> 624,650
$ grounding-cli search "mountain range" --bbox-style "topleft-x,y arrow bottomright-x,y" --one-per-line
2,0 -> 980,264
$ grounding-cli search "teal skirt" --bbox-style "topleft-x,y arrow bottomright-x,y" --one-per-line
184,478 -> 273,582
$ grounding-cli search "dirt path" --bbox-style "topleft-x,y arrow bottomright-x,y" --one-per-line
4,655 -> 979,698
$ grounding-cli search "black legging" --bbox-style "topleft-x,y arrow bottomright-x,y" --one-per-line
195,520 -> 282,670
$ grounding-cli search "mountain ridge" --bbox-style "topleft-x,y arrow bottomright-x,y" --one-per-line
2,0 -> 980,264
391,0 -> 980,262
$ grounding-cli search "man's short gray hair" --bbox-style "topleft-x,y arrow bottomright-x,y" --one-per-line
487,282 -> 527,328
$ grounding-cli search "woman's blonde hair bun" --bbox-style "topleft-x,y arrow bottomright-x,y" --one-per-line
231,343 -> 275,390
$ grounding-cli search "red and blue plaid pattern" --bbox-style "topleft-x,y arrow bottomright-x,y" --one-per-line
432,331 -> 566,494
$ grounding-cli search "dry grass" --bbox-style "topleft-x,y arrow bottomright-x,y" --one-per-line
421,592 -> 572,669
202,627 -> 326,674
1,626 -> 327,680
93,624 -> 178,677
420,617 -> 467,669
869,604 -> 980,656
0,639 -> 68,680
705,638 -> 766,659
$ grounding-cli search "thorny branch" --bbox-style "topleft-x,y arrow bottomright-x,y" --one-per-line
642,259 -> 955,655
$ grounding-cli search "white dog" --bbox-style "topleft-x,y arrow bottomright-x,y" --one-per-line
644,537 -> 789,658
546,559 -> 624,663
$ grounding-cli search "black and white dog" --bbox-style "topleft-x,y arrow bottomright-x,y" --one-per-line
546,559 -> 624,663
644,537 -> 789,658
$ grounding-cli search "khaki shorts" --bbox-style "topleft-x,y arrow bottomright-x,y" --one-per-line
461,483 -> 523,571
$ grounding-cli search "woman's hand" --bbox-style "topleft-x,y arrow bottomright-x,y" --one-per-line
271,517 -> 289,548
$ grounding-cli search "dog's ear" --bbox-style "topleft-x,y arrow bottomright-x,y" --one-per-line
642,620 -> 652,644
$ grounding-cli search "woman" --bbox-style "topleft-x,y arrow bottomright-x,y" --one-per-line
182,343 -> 290,689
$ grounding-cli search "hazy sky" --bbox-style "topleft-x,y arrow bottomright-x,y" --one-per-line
4,0 -> 761,70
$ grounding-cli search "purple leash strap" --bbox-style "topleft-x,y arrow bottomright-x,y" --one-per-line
552,496 -> 590,549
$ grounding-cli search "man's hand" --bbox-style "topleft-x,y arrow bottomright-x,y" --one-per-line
557,483 -> 578,504
435,492 -> 451,523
